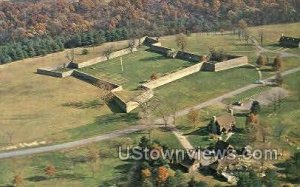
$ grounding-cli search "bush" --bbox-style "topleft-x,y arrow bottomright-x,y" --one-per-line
81,49 -> 89,55
150,73 -> 159,80
256,55 -> 267,67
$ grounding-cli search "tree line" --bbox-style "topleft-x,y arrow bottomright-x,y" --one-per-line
0,28 -> 128,64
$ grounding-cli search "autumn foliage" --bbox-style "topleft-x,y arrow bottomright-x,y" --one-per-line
156,166 -> 169,184
44,165 -> 56,177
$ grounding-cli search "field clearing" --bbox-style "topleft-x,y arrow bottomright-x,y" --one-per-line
0,127 -> 183,187
161,34 -> 256,58
0,23 -> 299,145
0,136 -> 136,187
81,48 -> 193,90
0,40 -> 131,145
249,22 -> 300,46
149,67 -> 258,114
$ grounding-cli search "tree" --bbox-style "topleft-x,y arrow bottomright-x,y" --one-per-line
87,146 -> 100,178
156,166 -> 169,185
165,176 -> 176,187
176,33 -> 187,51
150,73 -> 159,80
256,55 -> 267,67
273,56 -> 283,71
128,39 -> 136,53
142,179 -> 154,187
188,177 -> 208,187
246,113 -> 258,125
139,136 -> 151,150
258,30 -> 264,46
237,170 -> 262,187
81,48 -> 89,55
250,101 -> 261,114
104,46 -> 113,60
141,168 -> 152,179
174,170 -> 187,186
12,174 -> 24,187
44,165 -> 56,178
275,72 -> 283,87
263,169 -> 279,187
298,80 -> 300,101
65,48 -> 75,62
187,108 -> 199,129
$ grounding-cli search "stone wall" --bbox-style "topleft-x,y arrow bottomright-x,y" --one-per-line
113,89 -> 154,113
202,56 -> 248,72
37,62 -> 74,78
143,37 -> 160,46
72,70 -> 120,90
142,62 -> 204,89
149,45 -> 172,56
176,51 -> 202,62
72,48 -> 138,69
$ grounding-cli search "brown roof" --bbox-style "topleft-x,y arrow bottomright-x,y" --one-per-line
216,114 -> 235,130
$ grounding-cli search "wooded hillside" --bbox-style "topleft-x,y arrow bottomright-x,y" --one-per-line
0,0 -> 299,64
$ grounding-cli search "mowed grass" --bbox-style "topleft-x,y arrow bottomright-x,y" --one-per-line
81,48 -> 193,90
258,71 -> 300,150
0,137 -> 137,187
0,127 -> 182,186
161,34 -> 256,57
150,67 -> 257,113
0,39 -> 132,144
249,22 -> 300,46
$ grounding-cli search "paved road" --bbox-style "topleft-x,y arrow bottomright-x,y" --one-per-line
0,124 -> 160,159
0,67 -> 299,159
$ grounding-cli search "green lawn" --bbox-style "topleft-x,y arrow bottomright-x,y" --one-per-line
149,67 -> 258,114
249,22 -> 300,46
0,138 -> 136,187
80,48 -> 193,90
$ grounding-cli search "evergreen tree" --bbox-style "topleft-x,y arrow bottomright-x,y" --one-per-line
263,169 -> 279,187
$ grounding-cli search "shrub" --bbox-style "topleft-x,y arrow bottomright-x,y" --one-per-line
256,55 -> 267,67
81,49 -> 89,55
150,73 -> 159,80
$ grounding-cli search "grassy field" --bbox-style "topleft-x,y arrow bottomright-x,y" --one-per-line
0,137 -> 135,187
0,40 -> 133,145
81,47 -> 193,90
149,67 -> 258,114
249,22 -> 300,46
0,127 -> 183,187
0,22 -> 298,146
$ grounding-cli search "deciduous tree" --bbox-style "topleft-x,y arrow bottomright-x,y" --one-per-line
176,33 -> 187,51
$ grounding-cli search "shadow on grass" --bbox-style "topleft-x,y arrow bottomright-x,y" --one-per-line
184,127 -> 208,136
99,161 -> 136,187
139,55 -> 166,62
106,99 -> 125,113
62,99 -> 104,109
26,176 -> 47,182
65,113 -> 139,139
26,173 -> 87,182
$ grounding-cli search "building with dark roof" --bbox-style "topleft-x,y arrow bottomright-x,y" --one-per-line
279,35 -> 300,48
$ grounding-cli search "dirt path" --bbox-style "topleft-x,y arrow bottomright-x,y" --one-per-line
251,36 -> 300,58
0,67 -> 299,159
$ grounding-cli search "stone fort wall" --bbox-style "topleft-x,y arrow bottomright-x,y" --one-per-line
141,62 -> 205,89
202,56 -> 248,72
72,48 -> 138,69
113,89 -> 154,113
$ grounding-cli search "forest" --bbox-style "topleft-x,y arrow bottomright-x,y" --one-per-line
0,0 -> 299,64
